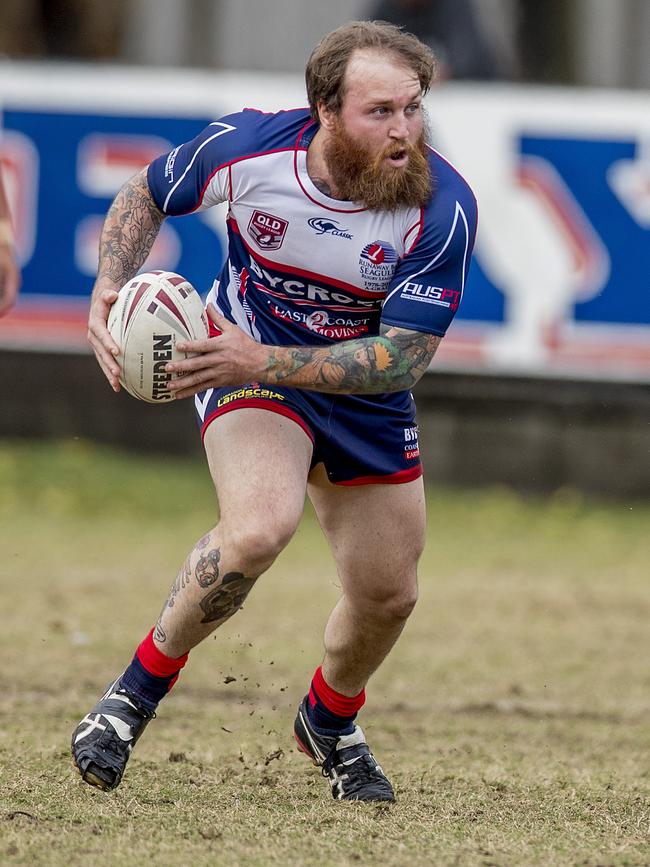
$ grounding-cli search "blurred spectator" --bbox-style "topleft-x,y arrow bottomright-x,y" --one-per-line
515,0 -> 573,83
0,0 -> 125,60
366,0 -> 514,80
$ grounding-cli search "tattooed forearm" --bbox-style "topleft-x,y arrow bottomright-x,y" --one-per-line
95,168 -> 165,288
382,325 -> 441,383
264,325 -> 441,394
199,572 -> 257,625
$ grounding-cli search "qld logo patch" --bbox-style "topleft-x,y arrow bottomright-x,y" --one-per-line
359,240 -> 398,293
248,210 -> 288,251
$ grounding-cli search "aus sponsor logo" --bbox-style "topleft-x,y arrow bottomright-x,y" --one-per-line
400,281 -> 460,310
248,210 -> 289,250
359,240 -> 398,293
269,302 -> 370,339
307,217 -> 353,239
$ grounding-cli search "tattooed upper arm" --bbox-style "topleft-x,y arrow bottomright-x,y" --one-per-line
96,168 -> 166,287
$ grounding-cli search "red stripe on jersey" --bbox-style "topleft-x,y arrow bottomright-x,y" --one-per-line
293,119 -> 313,149
293,147 -> 366,215
404,208 -> 424,252
239,267 -> 249,298
253,281 -> 375,312
292,119 -> 366,213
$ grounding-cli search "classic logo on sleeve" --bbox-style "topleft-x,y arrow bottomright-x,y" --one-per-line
248,210 -> 289,250
359,241 -> 398,293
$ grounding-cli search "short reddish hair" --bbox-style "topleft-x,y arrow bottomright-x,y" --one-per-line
305,20 -> 437,121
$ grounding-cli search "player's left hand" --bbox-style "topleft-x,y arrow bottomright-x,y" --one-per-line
165,304 -> 269,398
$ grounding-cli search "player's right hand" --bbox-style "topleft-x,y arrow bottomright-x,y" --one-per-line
87,287 -> 122,392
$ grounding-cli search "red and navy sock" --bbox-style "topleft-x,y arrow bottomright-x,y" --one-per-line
119,628 -> 188,713
306,665 -> 366,734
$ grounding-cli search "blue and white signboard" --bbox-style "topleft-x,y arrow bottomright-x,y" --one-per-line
1,63 -> 648,381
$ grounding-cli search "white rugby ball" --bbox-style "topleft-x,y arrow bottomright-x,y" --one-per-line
107,270 -> 209,403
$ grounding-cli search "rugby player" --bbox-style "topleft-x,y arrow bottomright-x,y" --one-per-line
73,20 -> 477,802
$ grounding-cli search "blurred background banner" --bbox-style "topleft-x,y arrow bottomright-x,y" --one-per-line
1,62 -> 648,381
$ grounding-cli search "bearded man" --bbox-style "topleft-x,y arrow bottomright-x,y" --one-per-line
73,20 -> 477,802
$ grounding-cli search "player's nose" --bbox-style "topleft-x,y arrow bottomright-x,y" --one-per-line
389,114 -> 410,140
389,123 -> 409,141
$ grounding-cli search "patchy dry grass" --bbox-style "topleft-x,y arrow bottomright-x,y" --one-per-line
1,440 -> 649,866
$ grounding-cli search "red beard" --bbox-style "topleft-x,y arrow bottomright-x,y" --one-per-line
323,120 -> 433,211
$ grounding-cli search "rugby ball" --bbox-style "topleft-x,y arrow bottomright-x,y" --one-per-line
107,270 -> 209,403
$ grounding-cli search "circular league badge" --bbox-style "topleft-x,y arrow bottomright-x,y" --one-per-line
358,241 -> 398,293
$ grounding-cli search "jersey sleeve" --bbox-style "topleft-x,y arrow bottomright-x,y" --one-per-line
146,114 -> 245,216
381,189 -> 478,337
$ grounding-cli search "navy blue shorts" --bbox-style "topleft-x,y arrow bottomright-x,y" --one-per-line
194,383 -> 422,486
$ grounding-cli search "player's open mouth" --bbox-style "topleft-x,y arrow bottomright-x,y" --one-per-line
387,149 -> 408,166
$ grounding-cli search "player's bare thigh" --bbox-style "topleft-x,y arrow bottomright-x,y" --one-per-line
204,407 -> 313,559
307,464 -> 426,604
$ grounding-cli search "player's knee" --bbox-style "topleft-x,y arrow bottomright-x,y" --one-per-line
226,518 -> 296,572
360,580 -> 419,623
383,586 -> 418,622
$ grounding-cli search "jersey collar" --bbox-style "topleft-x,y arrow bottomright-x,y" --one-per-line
294,119 -> 366,214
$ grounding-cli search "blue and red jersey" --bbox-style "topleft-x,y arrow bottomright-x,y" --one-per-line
147,108 -> 477,347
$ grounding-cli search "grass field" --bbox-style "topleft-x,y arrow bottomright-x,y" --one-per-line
1,439 -> 649,866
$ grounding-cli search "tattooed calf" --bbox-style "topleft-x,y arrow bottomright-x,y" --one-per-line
153,619 -> 167,643
167,554 -> 193,608
195,548 -> 221,588
199,572 -> 257,625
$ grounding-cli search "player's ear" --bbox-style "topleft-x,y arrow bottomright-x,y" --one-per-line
317,101 -> 337,132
